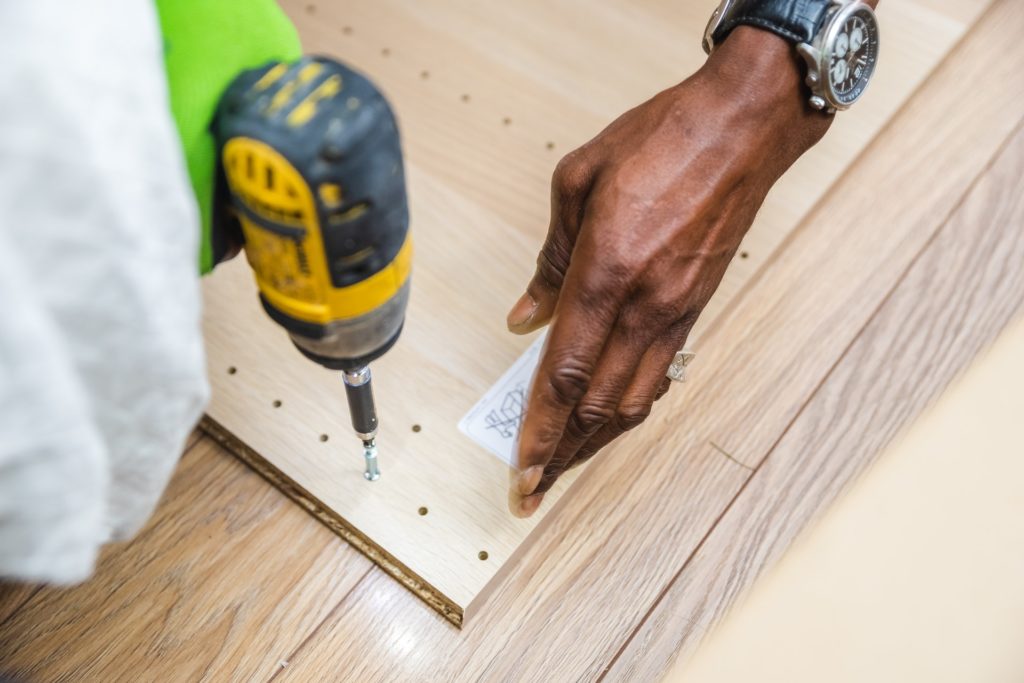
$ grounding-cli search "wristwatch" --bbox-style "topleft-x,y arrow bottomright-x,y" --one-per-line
703,0 -> 880,113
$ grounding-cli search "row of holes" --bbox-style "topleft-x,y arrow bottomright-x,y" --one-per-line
301,14 -> 559,152
298,16 -> 756,263
226,365 -> 489,561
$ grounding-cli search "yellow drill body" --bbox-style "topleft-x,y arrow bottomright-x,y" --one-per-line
213,57 -> 411,480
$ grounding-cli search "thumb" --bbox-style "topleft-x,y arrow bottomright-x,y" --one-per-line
507,154 -> 593,334
506,248 -> 566,334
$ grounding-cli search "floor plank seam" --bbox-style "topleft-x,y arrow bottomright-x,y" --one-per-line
733,111 -> 1024,473
596,462 -> 762,683
708,441 -> 754,472
265,565 -> 376,683
600,111 -> 1024,681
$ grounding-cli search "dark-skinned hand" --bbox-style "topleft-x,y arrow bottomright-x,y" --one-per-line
506,26 -> 836,517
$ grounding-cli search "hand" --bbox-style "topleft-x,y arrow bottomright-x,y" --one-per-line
506,27 -> 833,517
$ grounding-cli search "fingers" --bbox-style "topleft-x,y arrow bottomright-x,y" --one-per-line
510,251 -> 625,515
507,154 -> 595,334
531,312 -> 655,495
572,327 -> 691,469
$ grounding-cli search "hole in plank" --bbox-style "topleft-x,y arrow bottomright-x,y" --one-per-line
319,434 -> 329,442
272,400 -> 282,408
381,48 -> 391,57
740,251 -> 749,259
305,4 -> 315,14
545,141 -> 556,151
227,366 -> 237,375
341,26 -> 353,35
418,506 -> 428,516
412,424 -> 422,433
478,551 -> 489,561
502,117 -> 512,126
420,70 -> 430,80
461,94 -> 471,103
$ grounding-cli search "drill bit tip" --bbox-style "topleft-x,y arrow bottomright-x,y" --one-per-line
362,439 -> 380,481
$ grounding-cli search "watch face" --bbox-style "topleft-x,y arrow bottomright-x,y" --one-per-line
825,7 -> 879,107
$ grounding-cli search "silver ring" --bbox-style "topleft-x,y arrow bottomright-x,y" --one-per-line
666,349 -> 696,383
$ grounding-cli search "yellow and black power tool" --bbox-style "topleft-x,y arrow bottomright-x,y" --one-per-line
212,57 -> 411,481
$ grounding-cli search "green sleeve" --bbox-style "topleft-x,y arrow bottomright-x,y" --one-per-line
155,0 -> 302,274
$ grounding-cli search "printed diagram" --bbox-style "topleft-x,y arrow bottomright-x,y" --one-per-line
483,383 -> 526,440
459,333 -> 546,466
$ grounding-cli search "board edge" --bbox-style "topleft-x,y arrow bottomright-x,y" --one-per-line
199,415 -> 465,628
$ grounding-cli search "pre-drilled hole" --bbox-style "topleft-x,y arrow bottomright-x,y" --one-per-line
420,70 -> 430,79
502,117 -> 512,126
319,434 -> 329,442
412,424 -> 422,433
381,47 -> 391,57
418,506 -> 428,516
545,141 -> 556,150
342,26 -> 353,35
227,366 -> 237,375
478,551 -> 489,561
272,400 -> 282,408
740,251 -> 749,259
305,4 -> 315,14
461,94 -> 471,103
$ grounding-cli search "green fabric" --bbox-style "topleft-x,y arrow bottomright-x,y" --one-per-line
155,0 -> 302,274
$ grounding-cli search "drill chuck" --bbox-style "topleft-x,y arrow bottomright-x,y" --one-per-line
342,366 -> 378,440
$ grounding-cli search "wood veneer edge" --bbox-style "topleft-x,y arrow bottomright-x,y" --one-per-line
199,415 -> 464,628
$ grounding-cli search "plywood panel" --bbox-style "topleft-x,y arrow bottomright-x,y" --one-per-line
201,0 -> 990,622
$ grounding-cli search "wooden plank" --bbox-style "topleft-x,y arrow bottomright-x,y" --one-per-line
201,0 -> 988,623
671,322 -> 1024,683
267,3 -> 1024,681
0,428 -> 202,630
609,116 -> 1024,681
0,437 -> 373,682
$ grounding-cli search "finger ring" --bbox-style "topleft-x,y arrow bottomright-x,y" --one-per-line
666,349 -> 696,383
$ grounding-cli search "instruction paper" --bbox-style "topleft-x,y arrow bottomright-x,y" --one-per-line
458,332 -> 547,468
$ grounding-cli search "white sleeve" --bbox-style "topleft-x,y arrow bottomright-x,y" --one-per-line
0,1 -> 210,582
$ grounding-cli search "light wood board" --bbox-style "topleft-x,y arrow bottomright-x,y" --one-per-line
200,0 -> 988,624
671,315 -> 1024,683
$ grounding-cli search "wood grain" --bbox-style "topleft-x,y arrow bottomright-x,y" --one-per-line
267,3 -> 1023,681
0,2 -> 1010,681
0,437 -> 373,682
671,321 -> 1024,683
608,117 -> 1024,682
201,0 -> 988,623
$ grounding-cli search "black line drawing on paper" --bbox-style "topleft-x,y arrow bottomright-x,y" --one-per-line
484,382 -> 526,440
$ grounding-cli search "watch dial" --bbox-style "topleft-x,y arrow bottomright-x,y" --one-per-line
827,8 -> 878,107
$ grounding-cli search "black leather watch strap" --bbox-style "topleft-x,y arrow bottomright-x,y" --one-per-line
713,0 -> 832,46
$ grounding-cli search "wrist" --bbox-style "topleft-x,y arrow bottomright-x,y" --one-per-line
696,25 -> 833,153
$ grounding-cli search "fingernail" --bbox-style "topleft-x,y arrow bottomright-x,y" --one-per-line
517,465 -> 544,496
507,292 -> 538,330
517,493 -> 544,518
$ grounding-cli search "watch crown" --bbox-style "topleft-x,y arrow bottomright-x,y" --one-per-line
808,95 -> 827,110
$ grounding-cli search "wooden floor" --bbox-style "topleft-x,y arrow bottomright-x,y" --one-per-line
3,1 -> 1024,680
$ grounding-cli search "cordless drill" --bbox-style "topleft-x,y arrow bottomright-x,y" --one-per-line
211,57 -> 411,481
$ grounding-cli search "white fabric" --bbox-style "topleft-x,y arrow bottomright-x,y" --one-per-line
0,3 -> 209,582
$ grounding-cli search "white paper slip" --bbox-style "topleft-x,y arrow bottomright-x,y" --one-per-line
458,332 -> 547,467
